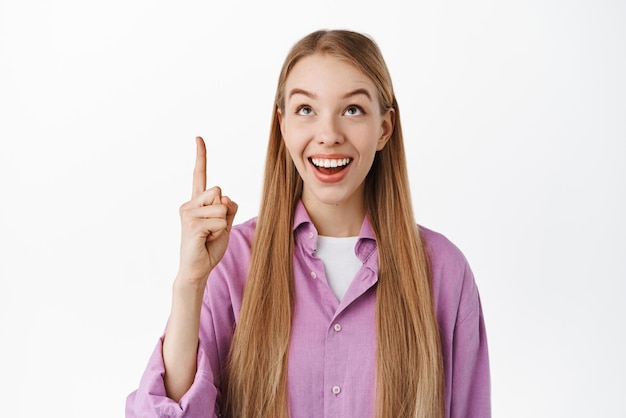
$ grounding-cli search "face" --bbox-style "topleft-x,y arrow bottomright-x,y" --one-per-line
278,54 -> 394,212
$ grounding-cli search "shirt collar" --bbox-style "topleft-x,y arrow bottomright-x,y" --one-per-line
293,200 -> 378,264
293,200 -> 375,238
293,200 -> 312,233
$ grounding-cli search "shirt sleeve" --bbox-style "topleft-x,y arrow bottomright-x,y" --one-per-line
124,335 -> 220,418
448,263 -> 491,418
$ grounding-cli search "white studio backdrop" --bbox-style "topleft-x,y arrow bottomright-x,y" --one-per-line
0,0 -> 624,417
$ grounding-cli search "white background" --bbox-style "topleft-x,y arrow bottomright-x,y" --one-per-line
1,0 -> 624,417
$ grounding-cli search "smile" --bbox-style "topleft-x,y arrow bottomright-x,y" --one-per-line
310,157 -> 352,169
308,157 -> 352,180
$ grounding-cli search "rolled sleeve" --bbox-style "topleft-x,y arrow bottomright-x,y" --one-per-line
125,337 -> 219,418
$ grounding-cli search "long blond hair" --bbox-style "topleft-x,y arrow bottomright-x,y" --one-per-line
225,29 -> 444,418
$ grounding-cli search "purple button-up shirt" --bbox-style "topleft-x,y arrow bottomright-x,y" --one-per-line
126,202 -> 490,417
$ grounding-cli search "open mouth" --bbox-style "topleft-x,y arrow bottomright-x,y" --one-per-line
309,157 -> 352,175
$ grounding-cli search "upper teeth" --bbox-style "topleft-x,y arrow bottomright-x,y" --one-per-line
311,158 -> 351,168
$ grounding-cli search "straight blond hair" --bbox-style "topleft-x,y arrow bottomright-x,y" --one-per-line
225,30 -> 444,418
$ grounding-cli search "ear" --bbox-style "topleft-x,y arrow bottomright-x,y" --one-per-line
277,106 -> 285,137
376,108 -> 395,151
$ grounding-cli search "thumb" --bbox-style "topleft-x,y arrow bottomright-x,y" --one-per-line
222,196 -> 238,229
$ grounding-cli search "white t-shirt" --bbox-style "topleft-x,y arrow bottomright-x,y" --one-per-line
315,235 -> 362,301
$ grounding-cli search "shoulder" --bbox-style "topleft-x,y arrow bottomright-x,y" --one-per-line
209,216 -> 258,281
205,216 -> 259,311
418,225 -> 469,273
228,216 -> 258,247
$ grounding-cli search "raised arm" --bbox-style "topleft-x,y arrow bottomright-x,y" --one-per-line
162,136 -> 238,401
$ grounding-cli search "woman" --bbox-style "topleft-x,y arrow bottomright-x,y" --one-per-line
126,29 -> 490,418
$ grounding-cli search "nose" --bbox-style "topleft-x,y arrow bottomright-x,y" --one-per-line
316,114 -> 344,145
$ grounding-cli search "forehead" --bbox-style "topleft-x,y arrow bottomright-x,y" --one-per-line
284,54 -> 377,100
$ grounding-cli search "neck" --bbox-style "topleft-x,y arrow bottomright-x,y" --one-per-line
301,194 -> 365,237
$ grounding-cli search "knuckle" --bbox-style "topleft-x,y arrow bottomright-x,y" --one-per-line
179,201 -> 193,217
208,186 -> 222,197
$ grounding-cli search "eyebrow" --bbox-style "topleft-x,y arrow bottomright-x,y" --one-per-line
287,88 -> 372,101
342,88 -> 372,101
288,88 -> 316,99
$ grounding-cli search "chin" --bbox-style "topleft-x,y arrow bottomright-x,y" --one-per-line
308,190 -> 357,207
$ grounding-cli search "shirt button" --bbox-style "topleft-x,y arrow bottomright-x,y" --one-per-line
310,271 -> 317,279
333,323 -> 342,332
332,385 -> 341,395
308,232 -> 314,239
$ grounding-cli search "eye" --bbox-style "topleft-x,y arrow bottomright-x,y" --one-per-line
296,105 -> 313,116
344,105 -> 364,116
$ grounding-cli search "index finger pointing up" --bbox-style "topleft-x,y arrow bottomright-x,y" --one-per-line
192,136 -> 207,198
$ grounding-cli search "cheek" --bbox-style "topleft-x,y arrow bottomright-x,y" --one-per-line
282,126 -> 310,155
353,127 -> 383,152
282,135 -> 306,168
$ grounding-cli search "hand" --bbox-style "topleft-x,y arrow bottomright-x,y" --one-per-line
176,136 -> 238,286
